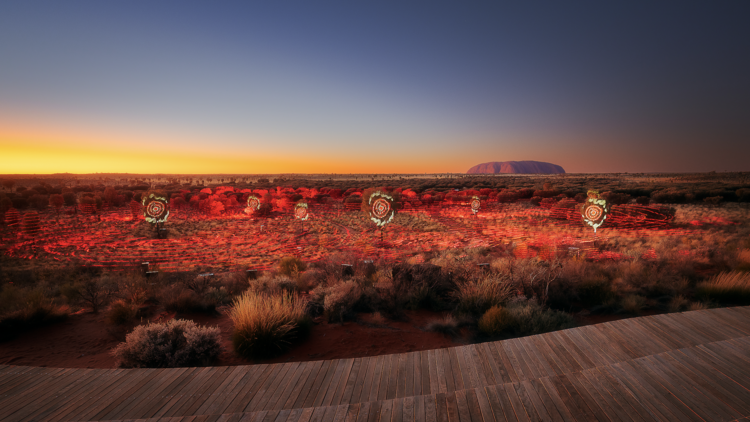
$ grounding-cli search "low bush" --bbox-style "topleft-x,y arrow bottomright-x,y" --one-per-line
159,286 -> 215,313
695,271 -> 750,305
106,300 -> 140,325
452,275 -> 512,316
477,306 -> 512,337
620,294 -> 647,315
230,291 -> 310,359
323,280 -> 365,322
0,286 -> 68,341
112,319 -> 222,368
278,256 -> 306,277
478,300 -> 575,338
425,315 -> 461,336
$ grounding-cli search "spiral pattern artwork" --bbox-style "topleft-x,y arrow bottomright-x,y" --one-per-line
581,191 -> 609,232
244,195 -> 261,215
295,202 -> 309,221
470,196 -> 481,214
368,191 -> 396,227
142,193 -> 169,224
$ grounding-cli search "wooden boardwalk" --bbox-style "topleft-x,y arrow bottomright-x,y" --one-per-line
2,306 -> 750,421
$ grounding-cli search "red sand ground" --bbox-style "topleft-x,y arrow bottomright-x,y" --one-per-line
0,308 -> 650,369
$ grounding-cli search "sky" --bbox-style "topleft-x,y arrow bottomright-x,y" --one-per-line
1,2 -> 749,174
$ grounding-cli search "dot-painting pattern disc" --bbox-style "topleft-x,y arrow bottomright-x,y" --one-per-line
581,191 -> 609,232
470,196 -> 481,214
142,194 -> 169,224
295,203 -> 309,221
368,191 -> 396,227
372,198 -> 390,219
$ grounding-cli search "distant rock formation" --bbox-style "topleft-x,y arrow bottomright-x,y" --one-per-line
467,161 -> 565,174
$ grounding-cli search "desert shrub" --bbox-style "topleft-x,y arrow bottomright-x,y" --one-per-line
159,285 -> 215,313
248,274 -> 297,294
477,306 -> 513,337
500,300 -> 575,337
106,300 -> 139,325
695,271 -> 750,305
230,291 -> 310,359
115,273 -> 150,305
0,285 -> 69,341
736,249 -> 750,272
688,302 -> 710,311
576,277 -> 615,308
668,295 -> 690,313
63,276 -> 116,313
425,315 -> 461,336
278,256 -> 306,277
620,294 -> 647,315
112,319 -> 222,368
452,275 -> 513,316
323,280 -> 365,322
205,287 -> 231,306
297,269 -> 325,292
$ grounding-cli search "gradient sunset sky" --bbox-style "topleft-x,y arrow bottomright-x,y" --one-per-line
1,2 -> 749,174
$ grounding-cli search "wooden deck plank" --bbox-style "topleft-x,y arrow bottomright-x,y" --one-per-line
333,404 -> 350,422
525,336 -> 565,377
570,370 -> 629,422
538,333 -> 581,374
401,396 -> 414,422
302,359 -> 335,408
656,313 -> 718,345
612,362 -> 699,422
443,348 -> 460,392
645,353 -> 743,421
518,380 -> 552,422
553,331 -> 596,370
214,366 -> 268,414
455,389 -> 476,422
340,358 -> 363,405
501,341 -> 530,382
378,398 -> 393,422
472,386 -> 495,422
391,397 -> 404,422
178,366 -> 239,418
65,369 -> 152,421
563,328 -> 611,367
103,367 -> 186,420
126,367 -> 200,419
516,337 -> 556,378
417,350 -> 429,396
329,358 -> 356,406
257,362 -> 301,411
661,350 -> 750,416
162,367 -> 233,418
433,349 -> 449,394
510,339 -> 545,380
527,378 -> 568,422
690,343 -> 750,388
467,345 -> 490,388
427,349 -> 440,394
0,367 -> 77,419
593,323 -> 640,360
486,384 -> 518,422
226,365 -> 276,414
479,342 -> 512,384
346,403 -> 361,422
376,354 -> 393,401
547,375 -> 596,422
386,353 -> 400,400
592,367 -> 658,422
312,358 -> 343,407
434,393 -> 448,422
536,377 -> 576,422
404,352 -> 416,398
413,351 -> 424,397
576,325 -> 631,363
367,400 -> 383,422
291,360 -> 325,409
248,362 -> 295,411
396,353 -> 408,399
194,366 -> 251,415
348,357 -> 370,404
444,392 -> 460,422
632,316 -> 692,350
500,383 -> 530,422
414,394 -> 427,422
633,356 -> 729,422
360,355 -> 385,402
12,367 -> 107,422
615,319 -> 671,356
270,362 -> 313,410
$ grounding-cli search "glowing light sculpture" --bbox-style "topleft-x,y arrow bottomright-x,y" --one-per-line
142,193 -> 170,224
581,190 -> 609,233
294,202 -> 309,221
368,191 -> 396,227
470,196 -> 481,214
244,195 -> 261,215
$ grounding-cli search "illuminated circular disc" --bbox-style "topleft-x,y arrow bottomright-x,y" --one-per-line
581,192 -> 608,232
142,194 -> 169,224
372,198 -> 390,219
470,196 -> 481,214
368,191 -> 396,227
294,202 -> 309,221
246,195 -> 260,210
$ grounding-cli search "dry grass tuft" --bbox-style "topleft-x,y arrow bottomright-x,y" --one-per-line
230,291 -> 309,359
696,271 -> 750,305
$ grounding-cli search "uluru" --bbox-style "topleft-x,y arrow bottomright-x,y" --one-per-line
467,160 -> 565,174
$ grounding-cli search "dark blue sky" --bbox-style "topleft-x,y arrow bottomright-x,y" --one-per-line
1,2 -> 749,173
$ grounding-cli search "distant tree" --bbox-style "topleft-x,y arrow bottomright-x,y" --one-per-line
103,187 -> 118,206
1,180 -> 14,192
62,192 -> 77,207
49,194 -> 64,217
